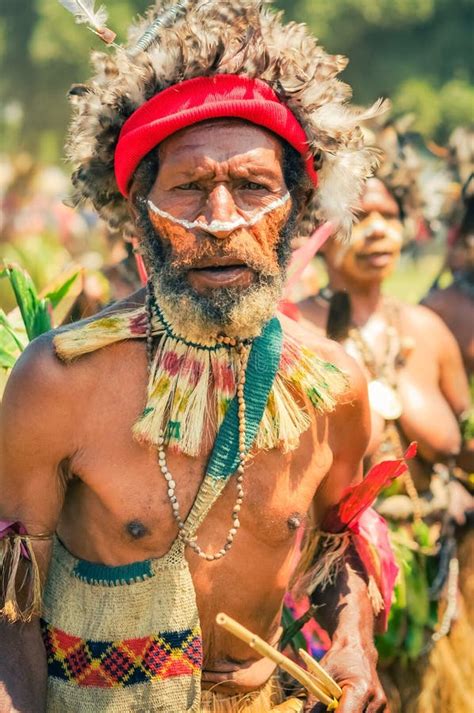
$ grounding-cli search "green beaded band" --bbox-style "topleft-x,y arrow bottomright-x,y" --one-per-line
207,316 -> 282,480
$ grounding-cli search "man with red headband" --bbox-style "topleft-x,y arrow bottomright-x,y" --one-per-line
1,2 -> 395,711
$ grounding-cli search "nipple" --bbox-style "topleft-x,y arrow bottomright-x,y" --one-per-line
126,520 -> 149,539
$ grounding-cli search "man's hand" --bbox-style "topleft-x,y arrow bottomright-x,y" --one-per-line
305,638 -> 387,712
307,559 -> 390,713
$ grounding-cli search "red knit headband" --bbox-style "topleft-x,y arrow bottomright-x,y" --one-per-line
114,74 -> 318,197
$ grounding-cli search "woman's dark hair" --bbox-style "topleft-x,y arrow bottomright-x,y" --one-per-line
327,291 -> 352,341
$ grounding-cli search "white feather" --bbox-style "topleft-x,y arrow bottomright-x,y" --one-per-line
58,0 -> 108,31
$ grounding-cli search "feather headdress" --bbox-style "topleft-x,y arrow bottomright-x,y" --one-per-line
65,0 -> 386,240
362,115 -> 424,225
58,0 -> 116,43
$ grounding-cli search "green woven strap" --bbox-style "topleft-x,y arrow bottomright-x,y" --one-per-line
206,317 -> 283,480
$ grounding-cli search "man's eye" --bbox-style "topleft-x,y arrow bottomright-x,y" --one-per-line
242,181 -> 266,191
176,182 -> 200,190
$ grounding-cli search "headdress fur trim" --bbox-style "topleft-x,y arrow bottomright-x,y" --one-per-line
66,0 -> 387,240
115,74 -> 319,195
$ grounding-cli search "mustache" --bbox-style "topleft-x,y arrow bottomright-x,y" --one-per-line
168,240 -> 280,276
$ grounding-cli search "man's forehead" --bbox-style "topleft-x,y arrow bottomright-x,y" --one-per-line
157,119 -> 284,166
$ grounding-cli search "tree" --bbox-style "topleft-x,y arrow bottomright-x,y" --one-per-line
275,0 -> 473,140
0,0 -> 149,157
0,0 -> 472,160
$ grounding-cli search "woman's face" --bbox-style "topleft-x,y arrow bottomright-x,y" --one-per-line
324,178 -> 403,285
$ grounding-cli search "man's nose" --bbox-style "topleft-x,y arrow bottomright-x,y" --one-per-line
201,185 -> 243,239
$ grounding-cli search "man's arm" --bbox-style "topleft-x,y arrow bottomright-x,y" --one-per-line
310,556 -> 383,713
309,352 -> 387,713
0,336 -> 73,713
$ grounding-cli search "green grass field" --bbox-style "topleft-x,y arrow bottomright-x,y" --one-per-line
385,253 -> 445,303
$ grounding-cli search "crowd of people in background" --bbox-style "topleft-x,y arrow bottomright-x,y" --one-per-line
0,115 -> 472,713
1,124 -> 472,317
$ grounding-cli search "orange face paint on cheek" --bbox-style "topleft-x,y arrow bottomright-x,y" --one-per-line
245,201 -> 292,268
147,209 -> 198,262
146,198 -> 292,274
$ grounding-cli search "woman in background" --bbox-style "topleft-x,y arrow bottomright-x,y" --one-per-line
298,133 -> 472,712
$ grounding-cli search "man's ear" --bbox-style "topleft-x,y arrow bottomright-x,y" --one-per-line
291,184 -> 313,226
127,182 -> 141,224
299,187 -> 313,222
126,147 -> 160,225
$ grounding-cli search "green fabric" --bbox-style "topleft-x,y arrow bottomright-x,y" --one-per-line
207,317 -> 283,480
72,558 -> 153,586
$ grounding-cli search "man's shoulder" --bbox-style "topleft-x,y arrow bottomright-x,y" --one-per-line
3,331 -> 80,421
6,290 -> 146,407
52,288 -> 147,365
279,312 -> 367,406
0,332 -> 77,452
10,331 -> 67,390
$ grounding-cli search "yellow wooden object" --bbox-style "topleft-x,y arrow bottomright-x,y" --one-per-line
216,613 -> 341,710
271,698 -> 305,712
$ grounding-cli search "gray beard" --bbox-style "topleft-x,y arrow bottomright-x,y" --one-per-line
137,203 -> 295,341
153,271 -> 284,342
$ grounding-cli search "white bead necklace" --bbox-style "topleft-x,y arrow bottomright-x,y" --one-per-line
146,285 -> 250,561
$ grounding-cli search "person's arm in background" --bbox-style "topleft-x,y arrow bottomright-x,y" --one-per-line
398,306 -> 468,463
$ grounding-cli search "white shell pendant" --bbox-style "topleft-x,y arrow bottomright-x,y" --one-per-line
368,379 -> 403,420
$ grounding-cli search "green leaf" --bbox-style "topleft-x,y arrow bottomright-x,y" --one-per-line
376,606 -> 406,660
280,605 -> 311,653
412,520 -> 431,548
0,264 -> 52,341
0,347 -> 17,369
405,623 -> 426,659
0,368 -> 11,400
44,270 -> 80,309
405,553 -> 430,624
0,309 -> 25,352
392,551 -> 407,609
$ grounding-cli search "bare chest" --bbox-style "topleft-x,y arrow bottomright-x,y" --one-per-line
59,372 -> 329,567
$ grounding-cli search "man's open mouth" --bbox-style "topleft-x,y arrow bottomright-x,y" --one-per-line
187,258 -> 254,289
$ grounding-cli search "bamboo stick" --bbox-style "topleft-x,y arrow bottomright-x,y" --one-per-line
216,613 -> 339,710
298,648 -> 342,698
271,698 -> 305,712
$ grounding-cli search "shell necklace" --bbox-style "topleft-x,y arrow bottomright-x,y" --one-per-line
145,284 -> 250,561
346,297 -> 412,421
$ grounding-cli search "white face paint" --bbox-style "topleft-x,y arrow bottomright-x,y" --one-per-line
147,192 -> 290,238
360,217 -> 403,244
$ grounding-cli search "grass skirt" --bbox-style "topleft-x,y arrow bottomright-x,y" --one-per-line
381,529 -> 474,712
201,677 -> 304,712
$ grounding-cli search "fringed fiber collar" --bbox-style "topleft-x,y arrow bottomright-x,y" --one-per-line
54,303 -> 347,460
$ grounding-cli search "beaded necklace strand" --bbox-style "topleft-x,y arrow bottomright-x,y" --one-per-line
318,288 -> 423,524
145,283 -> 250,561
